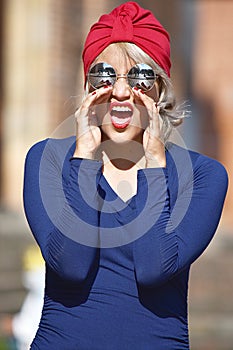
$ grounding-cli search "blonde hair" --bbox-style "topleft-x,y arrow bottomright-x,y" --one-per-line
86,42 -> 188,143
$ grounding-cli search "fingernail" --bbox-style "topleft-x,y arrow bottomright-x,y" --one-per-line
133,87 -> 139,91
92,91 -> 96,95
104,85 -> 110,89
140,90 -> 145,94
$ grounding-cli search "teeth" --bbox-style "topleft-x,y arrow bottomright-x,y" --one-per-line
112,106 -> 132,112
112,116 -> 130,124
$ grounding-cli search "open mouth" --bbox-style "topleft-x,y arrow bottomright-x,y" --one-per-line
110,102 -> 133,129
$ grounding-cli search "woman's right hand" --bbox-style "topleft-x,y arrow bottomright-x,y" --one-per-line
73,86 -> 112,159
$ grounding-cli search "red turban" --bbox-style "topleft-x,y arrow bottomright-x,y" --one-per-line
82,1 -> 171,81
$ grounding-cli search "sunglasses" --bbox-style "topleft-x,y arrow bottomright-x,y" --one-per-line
88,62 -> 158,91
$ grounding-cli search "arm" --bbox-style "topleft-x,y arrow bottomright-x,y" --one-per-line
133,153 -> 228,287
23,138 -> 102,283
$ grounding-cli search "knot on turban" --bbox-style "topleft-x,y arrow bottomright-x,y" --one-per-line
111,9 -> 134,41
82,1 -> 171,81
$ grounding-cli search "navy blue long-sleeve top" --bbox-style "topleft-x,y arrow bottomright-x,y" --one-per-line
23,136 -> 228,349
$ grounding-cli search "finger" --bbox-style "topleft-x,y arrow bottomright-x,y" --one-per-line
133,89 -> 160,126
149,104 -> 163,139
88,85 -> 113,105
91,85 -> 113,106
75,85 -> 113,119
133,89 -> 163,140
89,110 -> 98,127
133,88 -> 160,118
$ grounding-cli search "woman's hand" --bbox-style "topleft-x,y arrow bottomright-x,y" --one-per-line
73,86 -> 112,160
133,88 -> 166,168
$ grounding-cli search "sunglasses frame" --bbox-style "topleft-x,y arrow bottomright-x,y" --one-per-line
87,62 -> 158,92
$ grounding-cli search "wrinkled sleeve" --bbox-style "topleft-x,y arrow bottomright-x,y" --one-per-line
23,139 -> 101,283
133,155 -> 228,287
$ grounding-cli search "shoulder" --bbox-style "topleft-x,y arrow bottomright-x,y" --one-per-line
166,142 -> 228,187
25,136 -> 76,165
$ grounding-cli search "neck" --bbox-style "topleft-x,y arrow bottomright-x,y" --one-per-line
97,137 -> 145,171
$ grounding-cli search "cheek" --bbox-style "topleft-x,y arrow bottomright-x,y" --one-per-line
95,104 -> 109,125
141,118 -> 149,131
134,104 -> 149,130
147,84 -> 159,100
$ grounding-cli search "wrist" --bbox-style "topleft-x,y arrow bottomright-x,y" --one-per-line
145,152 -> 166,168
73,150 -> 96,160
145,159 -> 166,168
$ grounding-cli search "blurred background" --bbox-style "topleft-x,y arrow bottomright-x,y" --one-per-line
0,0 -> 232,349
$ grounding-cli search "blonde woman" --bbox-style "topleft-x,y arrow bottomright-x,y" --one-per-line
24,2 -> 228,349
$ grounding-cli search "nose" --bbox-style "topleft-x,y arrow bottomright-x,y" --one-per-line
111,77 -> 131,101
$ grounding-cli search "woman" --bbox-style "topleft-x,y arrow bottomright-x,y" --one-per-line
24,2 -> 228,349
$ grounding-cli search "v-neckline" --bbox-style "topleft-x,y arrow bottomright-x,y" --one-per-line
100,173 -> 137,206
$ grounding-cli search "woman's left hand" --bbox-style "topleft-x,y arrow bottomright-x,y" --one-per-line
133,88 -> 166,168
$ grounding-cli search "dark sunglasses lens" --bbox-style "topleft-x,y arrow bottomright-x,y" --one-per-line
127,63 -> 156,91
88,62 -> 116,89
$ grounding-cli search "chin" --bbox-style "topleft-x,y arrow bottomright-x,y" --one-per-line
100,124 -> 144,144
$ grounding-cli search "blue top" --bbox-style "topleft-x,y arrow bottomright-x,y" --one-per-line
23,136 -> 228,350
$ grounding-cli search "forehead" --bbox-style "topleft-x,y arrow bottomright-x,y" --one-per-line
95,44 -> 135,71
